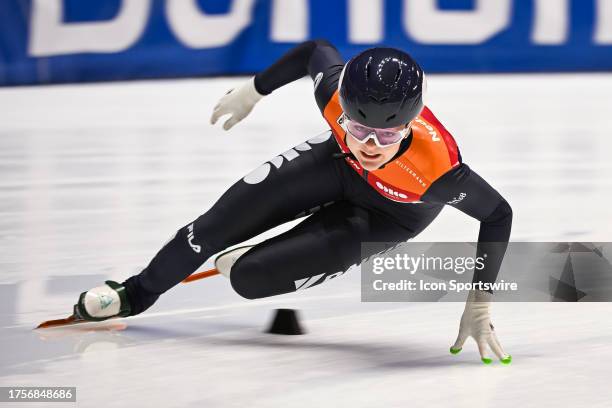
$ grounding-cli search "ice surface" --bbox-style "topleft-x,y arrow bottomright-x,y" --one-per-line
1,75 -> 611,407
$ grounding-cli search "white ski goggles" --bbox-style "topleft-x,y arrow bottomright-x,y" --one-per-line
340,114 -> 411,147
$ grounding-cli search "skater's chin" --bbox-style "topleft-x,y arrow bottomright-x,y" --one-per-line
357,153 -> 385,170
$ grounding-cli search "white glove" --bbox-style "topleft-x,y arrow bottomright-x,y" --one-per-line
450,289 -> 512,365
210,77 -> 264,130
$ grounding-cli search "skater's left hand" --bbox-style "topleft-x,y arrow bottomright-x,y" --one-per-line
450,289 -> 512,365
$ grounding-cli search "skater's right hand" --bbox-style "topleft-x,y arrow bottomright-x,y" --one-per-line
210,77 -> 264,130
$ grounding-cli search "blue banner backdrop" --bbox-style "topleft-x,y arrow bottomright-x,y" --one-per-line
1,0 -> 611,86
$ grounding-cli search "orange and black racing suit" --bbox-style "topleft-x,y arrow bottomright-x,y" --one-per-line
124,40 -> 512,314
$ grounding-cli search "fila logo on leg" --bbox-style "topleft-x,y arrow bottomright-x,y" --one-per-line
187,223 -> 201,253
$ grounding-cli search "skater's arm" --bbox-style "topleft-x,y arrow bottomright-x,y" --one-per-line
211,40 -> 343,130
255,39 -> 345,112
423,164 -> 513,287
435,165 -> 513,364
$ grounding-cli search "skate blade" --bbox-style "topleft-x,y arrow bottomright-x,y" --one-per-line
35,314 -> 125,329
35,315 -> 81,329
182,267 -> 220,283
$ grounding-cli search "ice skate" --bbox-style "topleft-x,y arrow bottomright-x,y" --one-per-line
74,280 -> 132,322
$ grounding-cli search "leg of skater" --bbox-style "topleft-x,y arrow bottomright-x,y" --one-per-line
220,201 -> 422,300
75,133 -> 347,321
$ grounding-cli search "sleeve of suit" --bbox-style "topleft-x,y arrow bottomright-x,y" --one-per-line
254,39 -> 345,114
422,163 -> 513,288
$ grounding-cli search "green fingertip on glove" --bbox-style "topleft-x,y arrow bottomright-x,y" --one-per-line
449,347 -> 512,365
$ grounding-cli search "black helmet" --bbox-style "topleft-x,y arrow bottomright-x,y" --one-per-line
339,47 -> 425,128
